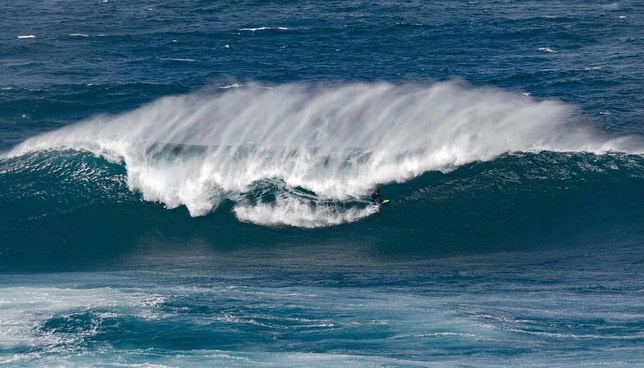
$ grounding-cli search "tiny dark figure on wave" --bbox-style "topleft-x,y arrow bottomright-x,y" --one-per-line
371,188 -> 383,204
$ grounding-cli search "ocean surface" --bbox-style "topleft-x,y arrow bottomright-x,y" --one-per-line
1,1 -> 643,366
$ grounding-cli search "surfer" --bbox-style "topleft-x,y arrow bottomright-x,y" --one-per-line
371,188 -> 383,204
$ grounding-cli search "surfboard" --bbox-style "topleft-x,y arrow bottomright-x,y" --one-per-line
379,199 -> 390,205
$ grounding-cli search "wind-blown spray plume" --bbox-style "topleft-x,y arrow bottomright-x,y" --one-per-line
4,81 -> 641,226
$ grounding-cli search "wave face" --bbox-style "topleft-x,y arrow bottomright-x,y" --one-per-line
1,83 -> 643,272
4,82 -> 642,228
1,150 -> 643,270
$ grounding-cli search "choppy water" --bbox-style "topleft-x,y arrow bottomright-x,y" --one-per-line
1,1 -> 643,366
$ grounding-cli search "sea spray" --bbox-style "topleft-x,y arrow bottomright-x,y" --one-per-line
4,81 -> 641,225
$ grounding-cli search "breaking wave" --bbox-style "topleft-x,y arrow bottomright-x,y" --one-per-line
3,81 -> 642,227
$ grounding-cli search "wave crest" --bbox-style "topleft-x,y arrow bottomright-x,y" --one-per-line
4,81 -> 642,225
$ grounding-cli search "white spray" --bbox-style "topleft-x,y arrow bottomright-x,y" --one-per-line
4,81 -> 641,226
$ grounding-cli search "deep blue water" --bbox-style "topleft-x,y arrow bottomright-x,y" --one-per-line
1,1 -> 643,366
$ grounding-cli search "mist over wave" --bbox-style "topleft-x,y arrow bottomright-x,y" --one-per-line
4,81 -> 642,226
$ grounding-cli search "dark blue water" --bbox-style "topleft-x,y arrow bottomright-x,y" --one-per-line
1,1 -> 643,366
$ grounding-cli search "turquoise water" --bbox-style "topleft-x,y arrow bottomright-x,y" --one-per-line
1,1 -> 643,366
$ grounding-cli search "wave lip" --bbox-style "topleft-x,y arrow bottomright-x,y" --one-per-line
4,81 -> 642,226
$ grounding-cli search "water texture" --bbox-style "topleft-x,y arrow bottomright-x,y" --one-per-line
0,1 -> 642,366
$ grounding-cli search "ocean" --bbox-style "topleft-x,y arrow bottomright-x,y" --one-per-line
1,0 -> 643,366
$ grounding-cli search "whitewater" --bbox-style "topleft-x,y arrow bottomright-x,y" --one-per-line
5,81 -> 641,226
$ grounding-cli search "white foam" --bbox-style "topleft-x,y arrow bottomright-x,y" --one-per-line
159,58 -> 197,62
219,83 -> 242,89
234,195 -> 379,228
538,47 -> 555,53
4,81 -> 642,225
238,26 -> 289,32
0,286 -> 164,350
69,33 -> 89,37
17,35 -> 36,39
